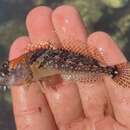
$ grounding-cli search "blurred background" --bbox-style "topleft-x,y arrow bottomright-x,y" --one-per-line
0,0 -> 130,129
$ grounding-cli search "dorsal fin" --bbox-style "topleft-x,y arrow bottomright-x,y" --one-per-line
25,33 -> 106,65
60,38 -> 106,65
25,41 -> 57,52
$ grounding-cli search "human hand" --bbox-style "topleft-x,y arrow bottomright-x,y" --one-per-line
10,5 -> 130,130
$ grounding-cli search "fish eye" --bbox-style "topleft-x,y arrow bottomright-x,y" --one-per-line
2,62 -> 9,68
0,61 -> 9,75
1,72 -> 5,77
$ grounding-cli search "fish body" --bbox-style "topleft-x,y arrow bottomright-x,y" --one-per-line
0,40 -> 129,89
29,48 -> 116,82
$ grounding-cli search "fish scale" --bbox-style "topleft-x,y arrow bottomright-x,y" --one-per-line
0,41 -> 129,89
29,48 -> 111,82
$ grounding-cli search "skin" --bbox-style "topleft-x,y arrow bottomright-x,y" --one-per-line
9,5 -> 130,130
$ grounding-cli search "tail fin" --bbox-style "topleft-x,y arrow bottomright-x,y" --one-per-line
113,62 -> 130,88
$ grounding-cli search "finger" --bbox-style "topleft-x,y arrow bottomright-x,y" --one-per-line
52,5 -> 87,41
26,6 -> 63,130
52,5 -> 111,124
26,6 -> 60,47
10,37 -> 57,130
88,32 -> 130,129
42,5 -> 87,129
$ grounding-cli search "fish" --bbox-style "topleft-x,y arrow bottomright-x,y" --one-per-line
0,38 -> 130,90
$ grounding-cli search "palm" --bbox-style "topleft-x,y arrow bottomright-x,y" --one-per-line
10,5 -> 130,130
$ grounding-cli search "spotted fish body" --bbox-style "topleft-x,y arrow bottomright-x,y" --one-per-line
29,48 -> 116,82
0,40 -> 129,89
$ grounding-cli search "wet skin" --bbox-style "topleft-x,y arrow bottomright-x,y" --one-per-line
9,5 -> 130,130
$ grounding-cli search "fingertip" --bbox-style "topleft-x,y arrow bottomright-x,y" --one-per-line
9,36 -> 30,60
52,5 -> 87,41
87,31 -> 126,65
53,5 -> 79,16
26,6 -> 52,30
26,6 -> 59,43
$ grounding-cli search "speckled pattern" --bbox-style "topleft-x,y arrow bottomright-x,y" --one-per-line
29,48 -> 117,82
0,47 -> 129,88
0,62 -> 9,87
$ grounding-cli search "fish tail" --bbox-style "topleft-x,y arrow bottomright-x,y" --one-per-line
113,62 -> 130,88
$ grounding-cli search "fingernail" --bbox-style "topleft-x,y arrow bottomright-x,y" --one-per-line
26,6 -> 59,45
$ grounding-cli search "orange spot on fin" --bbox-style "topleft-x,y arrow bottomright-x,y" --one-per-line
25,40 -> 61,52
